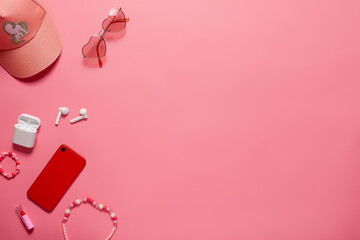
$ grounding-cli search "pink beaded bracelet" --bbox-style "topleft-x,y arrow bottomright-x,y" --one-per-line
0,152 -> 20,180
62,197 -> 118,240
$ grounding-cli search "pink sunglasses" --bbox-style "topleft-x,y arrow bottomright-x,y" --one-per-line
82,8 -> 129,68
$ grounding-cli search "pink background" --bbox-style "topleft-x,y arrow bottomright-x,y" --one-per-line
1,0 -> 360,239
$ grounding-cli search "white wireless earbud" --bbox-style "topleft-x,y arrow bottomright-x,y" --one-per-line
70,108 -> 88,124
55,107 -> 69,126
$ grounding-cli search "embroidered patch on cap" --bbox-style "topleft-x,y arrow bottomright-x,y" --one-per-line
3,21 -> 28,44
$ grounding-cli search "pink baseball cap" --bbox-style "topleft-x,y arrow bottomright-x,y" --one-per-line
0,0 -> 61,78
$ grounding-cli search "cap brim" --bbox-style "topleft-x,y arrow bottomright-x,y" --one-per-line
0,13 -> 62,79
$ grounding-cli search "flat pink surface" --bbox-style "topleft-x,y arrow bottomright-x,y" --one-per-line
1,0 -> 360,239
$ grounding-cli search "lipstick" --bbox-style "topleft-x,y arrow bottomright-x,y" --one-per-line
16,205 -> 34,231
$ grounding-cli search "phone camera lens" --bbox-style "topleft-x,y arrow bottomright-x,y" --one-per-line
61,147 -> 66,152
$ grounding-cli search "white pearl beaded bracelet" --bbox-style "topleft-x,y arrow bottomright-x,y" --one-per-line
62,197 -> 118,240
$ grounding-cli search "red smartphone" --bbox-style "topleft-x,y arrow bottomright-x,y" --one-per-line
27,144 -> 86,211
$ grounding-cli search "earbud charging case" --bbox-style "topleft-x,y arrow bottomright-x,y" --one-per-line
12,114 -> 41,148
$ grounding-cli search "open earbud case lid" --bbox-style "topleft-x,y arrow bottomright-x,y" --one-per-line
17,114 -> 41,130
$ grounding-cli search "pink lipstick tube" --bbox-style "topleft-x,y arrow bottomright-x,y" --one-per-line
16,205 -> 34,231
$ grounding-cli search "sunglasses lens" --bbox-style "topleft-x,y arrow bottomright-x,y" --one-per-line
102,9 -> 127,32
82,35 -> 106,59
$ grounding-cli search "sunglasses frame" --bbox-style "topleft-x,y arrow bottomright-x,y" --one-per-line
82,8 -> 128,61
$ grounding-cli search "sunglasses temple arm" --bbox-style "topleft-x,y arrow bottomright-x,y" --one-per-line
96,13 -> 118,67
96,42 -> 103,68
98,57 -> 103,68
